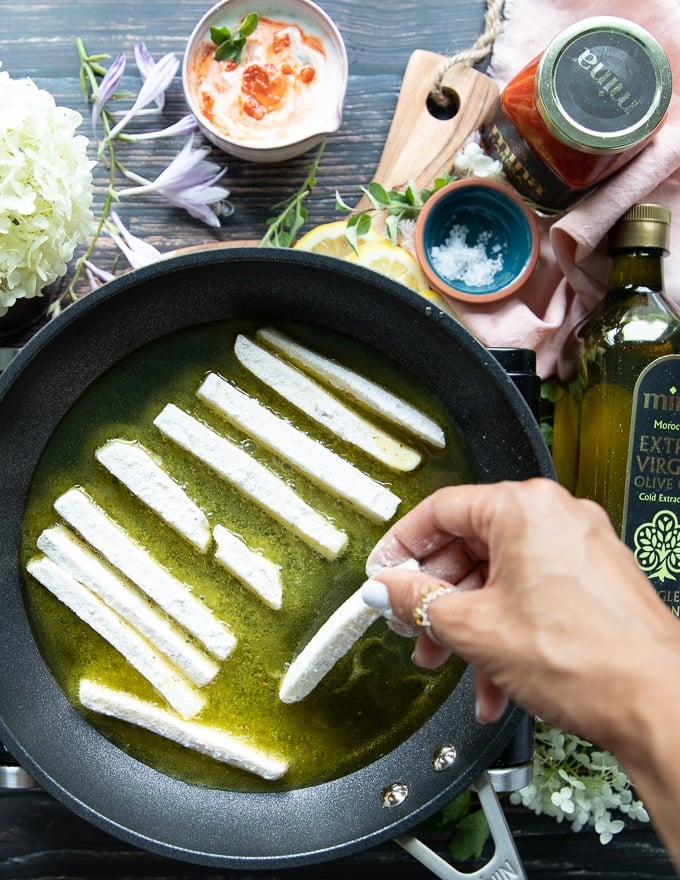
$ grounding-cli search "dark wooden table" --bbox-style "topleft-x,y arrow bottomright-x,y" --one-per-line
0,0 -> 676,877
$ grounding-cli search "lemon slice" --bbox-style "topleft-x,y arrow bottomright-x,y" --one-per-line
293,220 -> 380,258
346,240 -> 430,293
294,221 -> 457,313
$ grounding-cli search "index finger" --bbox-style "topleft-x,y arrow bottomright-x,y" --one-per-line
366,482 -> 500,575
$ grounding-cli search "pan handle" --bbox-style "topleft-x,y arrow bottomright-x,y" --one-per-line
0,743 -> 38,790
394,771 -> 527,880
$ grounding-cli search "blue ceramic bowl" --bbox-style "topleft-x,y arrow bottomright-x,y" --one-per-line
414,178 -> 539,303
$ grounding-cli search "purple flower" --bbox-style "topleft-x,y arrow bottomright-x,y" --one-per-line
106,212 -> 163,268
125,113 -> 199,141
92,52 -> 125,133
106,52 -> 179,141
84,260 -> 116,290
118,135 -> 231,227
134,42 -> 166,110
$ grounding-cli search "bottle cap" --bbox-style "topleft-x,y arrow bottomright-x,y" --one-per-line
536,16 -> 672,154
609,203 -> 671,252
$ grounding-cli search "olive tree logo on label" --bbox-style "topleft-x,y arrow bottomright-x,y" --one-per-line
633,509 -> 680,582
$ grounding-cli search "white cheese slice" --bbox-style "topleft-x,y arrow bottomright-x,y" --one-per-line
234,335 -> 422,473
197,373 -> 400,522
278,584 -> 380,704
153,404 -> 347,560
27,557 -> 205,719
257,327 -> 446,449
37,524 -> 219,687
79,679 -> 288,781
95,440 -> 211,552
53,487 -> 236,661
213,524 -> 283,610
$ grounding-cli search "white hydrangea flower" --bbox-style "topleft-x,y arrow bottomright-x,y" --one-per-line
397,218 -> 417,256
0,69 -> 94,316
509,720 -> 649,845
551,786 -> 575,814
453,140 -> 504,181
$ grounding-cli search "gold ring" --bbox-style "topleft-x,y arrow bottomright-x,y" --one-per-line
412,584 -> 457,630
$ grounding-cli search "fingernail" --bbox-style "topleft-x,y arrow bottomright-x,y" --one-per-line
361,580 -> 392,612
475,696 -> 509,725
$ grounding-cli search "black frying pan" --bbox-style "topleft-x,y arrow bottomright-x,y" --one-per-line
0,247 -> 553,869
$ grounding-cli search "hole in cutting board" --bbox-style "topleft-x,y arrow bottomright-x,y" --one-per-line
426,87 -> 460,121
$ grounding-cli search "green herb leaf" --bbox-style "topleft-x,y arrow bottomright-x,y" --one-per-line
239,12 -> 259,36
335,191 -> 353,213
384,213 -> 400,245
212,13 -> 259,63
260,142 -> 325,248
419,790 -> 490,863
210,25 -> 233,46
404,180 -> 419,206
337,171 -> 459,245
366,181 -> 390,206
448,808 -> 490,861
353,213 -> 373,237
343,213 -> 372,255
439,789 -> 472,825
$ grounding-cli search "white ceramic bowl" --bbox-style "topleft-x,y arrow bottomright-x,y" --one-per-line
183,0 -> 348,163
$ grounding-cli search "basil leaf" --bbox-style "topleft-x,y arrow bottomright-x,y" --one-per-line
212,13 -> 259,63
210,25 -> 232,46
240,12 -> 259,36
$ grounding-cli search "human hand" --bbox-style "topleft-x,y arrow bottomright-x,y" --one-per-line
362,478 -> 679,753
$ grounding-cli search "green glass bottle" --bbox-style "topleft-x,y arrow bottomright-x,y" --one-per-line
561,203 -> 680,613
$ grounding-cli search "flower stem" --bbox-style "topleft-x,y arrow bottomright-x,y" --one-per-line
51,44 -> 123,314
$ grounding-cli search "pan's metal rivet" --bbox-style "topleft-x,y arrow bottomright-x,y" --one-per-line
432,744 -> 457,771
381,781 -> 409,808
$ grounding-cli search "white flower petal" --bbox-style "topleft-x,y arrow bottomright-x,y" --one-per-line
0,71 -> 93,311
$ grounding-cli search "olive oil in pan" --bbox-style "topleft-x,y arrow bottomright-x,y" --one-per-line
21,320 -> 474,791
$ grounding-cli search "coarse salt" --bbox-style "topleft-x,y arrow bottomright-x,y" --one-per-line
430,224 -> 503,288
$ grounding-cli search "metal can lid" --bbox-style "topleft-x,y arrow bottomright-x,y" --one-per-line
609,203 -> 671,253
536,16 -> 672,153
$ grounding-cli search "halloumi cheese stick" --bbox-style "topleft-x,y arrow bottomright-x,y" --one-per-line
234,335 -> 422,473
197,373 -> 400,522
257,327 -> 446,449
95,440 -> 211,552
278,585 -> 380,704
154,404 -> 347,560
79,679 -> 288,781
213,524 -> 283,610
27,557 -> 205,719
37,525 -> 219,687
54,487 -> 236,661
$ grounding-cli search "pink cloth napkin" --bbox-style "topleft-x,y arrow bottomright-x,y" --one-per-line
449,0 -> 680,379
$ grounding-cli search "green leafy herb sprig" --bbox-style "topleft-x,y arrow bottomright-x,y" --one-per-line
211,12 -> 259,63
260,142 -> 325,247
419,789 -> 491,862
335,173 -> 456,252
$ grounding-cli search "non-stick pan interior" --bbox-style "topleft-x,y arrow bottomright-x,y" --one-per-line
0,248 -> 553,867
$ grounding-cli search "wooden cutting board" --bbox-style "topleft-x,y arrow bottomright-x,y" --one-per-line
169,50 -> 500,252
355,50 -> 500,212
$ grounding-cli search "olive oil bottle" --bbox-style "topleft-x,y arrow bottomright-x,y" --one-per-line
556,204 -> 680,614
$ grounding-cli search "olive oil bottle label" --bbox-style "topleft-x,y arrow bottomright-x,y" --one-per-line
622,355 -> 680,616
